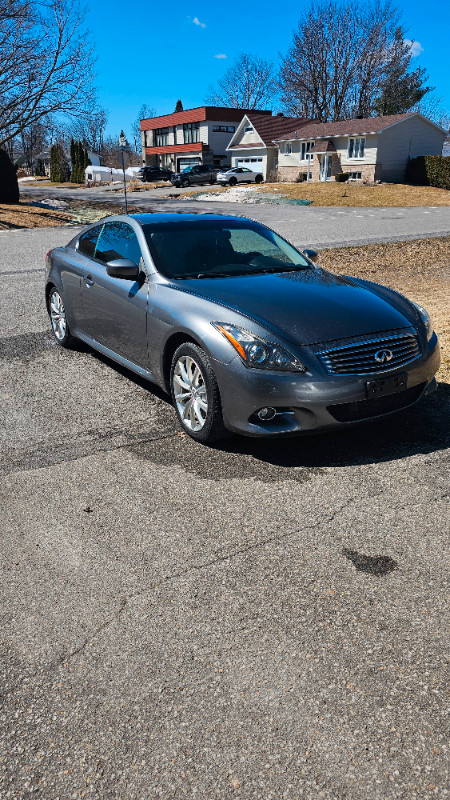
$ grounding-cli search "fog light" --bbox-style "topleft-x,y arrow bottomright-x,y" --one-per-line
257,407 -> 277,421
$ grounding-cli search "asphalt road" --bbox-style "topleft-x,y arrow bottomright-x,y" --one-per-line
20,182 -> 450,248
0,227 -> 449,799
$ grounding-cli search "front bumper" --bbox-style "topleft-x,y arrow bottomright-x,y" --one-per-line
213,335 -> 441,437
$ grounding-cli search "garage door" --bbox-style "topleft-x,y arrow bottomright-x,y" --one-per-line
178,157 -> 201,170
236,157 -> 263,173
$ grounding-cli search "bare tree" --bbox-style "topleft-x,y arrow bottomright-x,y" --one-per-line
206,53 -> 277,109
68,107 -> 108,153
0,0 -> 96,148
132,103 -> 155,153
279,1 -> 432,122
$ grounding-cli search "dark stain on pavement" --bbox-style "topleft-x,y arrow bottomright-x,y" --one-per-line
342,548 -> 398,576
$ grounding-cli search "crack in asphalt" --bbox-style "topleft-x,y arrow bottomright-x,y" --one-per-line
0,499 -> 354,700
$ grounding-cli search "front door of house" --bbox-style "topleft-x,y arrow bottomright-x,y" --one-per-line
320,154 -> 332,181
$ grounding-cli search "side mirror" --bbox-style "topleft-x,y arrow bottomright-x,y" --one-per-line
106,258 -> 140,280
302,248 -> 319,263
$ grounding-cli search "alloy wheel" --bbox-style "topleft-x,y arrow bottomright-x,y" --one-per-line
173,355 -> 208,431
50,289 -> 67,342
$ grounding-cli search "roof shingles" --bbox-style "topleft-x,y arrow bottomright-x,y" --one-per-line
275,113 -> 417,142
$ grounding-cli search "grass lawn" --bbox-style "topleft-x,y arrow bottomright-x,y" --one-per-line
0,201 -> 72,229
195,182 -> 450,207
261,181 -> 450,206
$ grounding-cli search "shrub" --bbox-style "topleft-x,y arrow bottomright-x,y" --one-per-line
50,143 -> 70,182
405,156 -> 450,190
0,148 -> 19,203
296,172 -> 307,182
335,172 -> 349,182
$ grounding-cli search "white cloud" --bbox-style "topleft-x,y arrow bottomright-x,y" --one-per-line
214,53 -> 227,59
193,16 -> 206,28
404,39 -> 424,57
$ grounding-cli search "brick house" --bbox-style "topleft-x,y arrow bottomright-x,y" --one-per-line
140,106 -> 270,173
226,113 -> 312,180
274,113 -> 446,183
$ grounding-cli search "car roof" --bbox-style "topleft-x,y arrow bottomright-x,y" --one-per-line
130,212 -> 254,225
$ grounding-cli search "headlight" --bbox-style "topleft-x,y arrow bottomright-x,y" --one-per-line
212,322 -> 306,372
411,302 -> 434,341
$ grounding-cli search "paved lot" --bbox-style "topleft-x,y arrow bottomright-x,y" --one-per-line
0,227 -> 449,799
20,183 -> 450,248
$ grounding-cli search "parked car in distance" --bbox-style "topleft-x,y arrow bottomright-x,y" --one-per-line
217,166 -> 264,185
45,213 -> 440,444
170,164 -> 218,187
138,166 -> 172,182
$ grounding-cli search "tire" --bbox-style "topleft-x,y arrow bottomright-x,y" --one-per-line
48,287 -> 76,348
229,177 -> 237,186
255,174 -> 263,184
170,343 -> 229,444
181,179 -> 189,188
209,179 -> 215,185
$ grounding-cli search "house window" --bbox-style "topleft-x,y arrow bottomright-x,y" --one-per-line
212,125 -> 235,133
244,126 -> 254,133
300,141 -> 315,161
183,122 -> 200,144
349,171 -> 362,180
155,127 -> 170,146
348,137 -> 365,159
282,142 -> 292,155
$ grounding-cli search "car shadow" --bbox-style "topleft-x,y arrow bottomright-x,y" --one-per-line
86,345 -> 449,472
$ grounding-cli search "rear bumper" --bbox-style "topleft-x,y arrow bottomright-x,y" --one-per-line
213,335 -> 441,437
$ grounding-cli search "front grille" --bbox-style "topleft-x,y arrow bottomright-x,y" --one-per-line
327,383 -> 426,422
318,334 -> 420,375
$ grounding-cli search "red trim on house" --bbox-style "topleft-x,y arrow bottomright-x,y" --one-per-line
141,106 -> 271,131
145,143 -> 210,155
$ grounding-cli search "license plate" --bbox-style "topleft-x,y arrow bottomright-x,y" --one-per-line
365,373 -> 407,398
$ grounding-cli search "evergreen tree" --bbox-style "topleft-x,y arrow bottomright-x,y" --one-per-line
373,29 -> 433,116
70,137 -> 76,181
50,143 -> 69,182
175,99 -> 183,112
35,158 -> 46,177
0,148 -> 19,203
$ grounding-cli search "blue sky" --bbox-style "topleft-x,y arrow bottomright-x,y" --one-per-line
86,0 -> 450,140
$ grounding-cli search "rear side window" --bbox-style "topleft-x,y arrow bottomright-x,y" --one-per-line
78,225 -> 102,258
95,221 -> 142,266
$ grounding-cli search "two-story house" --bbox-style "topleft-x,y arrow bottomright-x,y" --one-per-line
274,113 -> 446,183
140,106 -> 270,173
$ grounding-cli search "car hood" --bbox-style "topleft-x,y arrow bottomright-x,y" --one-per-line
177,269 -> 413,346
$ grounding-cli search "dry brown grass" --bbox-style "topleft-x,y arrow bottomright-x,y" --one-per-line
318,237 -> 450,381
0,201 -> 72,229
258,182 -> 450,206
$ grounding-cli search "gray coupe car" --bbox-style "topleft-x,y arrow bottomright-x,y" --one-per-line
45,213 -> 440,443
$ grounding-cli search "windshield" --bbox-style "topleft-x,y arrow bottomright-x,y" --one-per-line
142,219 -> 311,279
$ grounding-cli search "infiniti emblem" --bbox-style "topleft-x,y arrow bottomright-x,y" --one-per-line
374,349 -> 394,363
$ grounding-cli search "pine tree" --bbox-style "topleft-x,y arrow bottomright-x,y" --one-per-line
50,143 -> 69,182
374,29 -> 432,116
70,138 -> 76,181
175,99 -> 183,112
0,148 -> 19,203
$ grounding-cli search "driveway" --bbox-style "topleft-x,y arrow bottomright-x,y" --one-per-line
0,228 -> 449,799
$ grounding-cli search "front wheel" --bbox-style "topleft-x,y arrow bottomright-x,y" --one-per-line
48,287 -> 76,348
170,343 -> 229,444
181,179 -> 189,188
229,177 -> 238,186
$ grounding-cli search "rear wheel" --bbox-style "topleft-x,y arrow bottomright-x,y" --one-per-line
255,174 -> 263,184
48,287 -> 76,348
170,343 -> 229,444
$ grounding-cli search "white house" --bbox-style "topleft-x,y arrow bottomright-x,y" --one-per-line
226,113 -> 312,180
273,113 -> 446,183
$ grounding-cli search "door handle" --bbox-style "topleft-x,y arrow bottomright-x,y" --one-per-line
84,275 -> 94,287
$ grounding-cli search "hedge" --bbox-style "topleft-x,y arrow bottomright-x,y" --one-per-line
335,172 -> 349,182
0,148 -> 19,203
405,155 -> 450,190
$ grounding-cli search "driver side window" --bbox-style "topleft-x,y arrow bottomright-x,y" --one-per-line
95,222 -> 142,266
